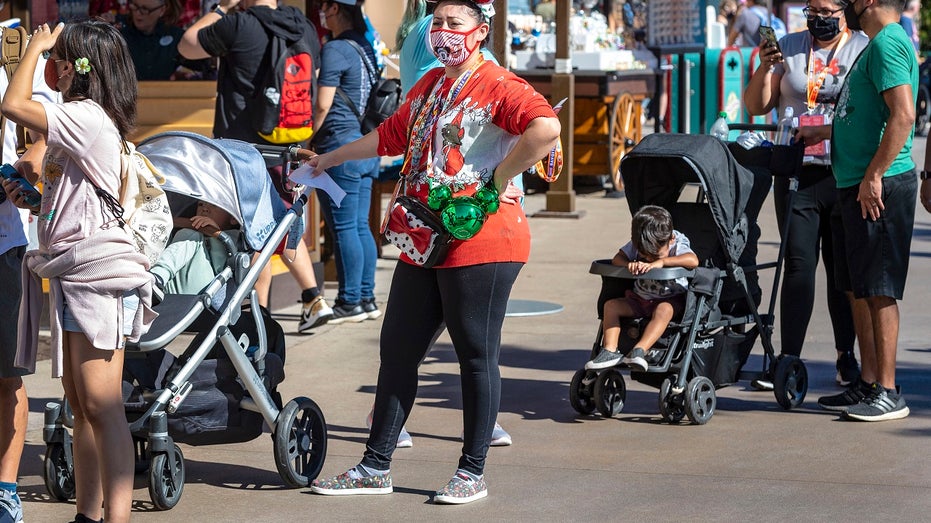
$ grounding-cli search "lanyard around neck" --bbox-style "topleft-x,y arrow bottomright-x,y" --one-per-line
402,56 -> 484,180
806,29 -> 850,111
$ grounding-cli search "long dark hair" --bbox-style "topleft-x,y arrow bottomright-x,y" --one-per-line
54,20 -> 137,137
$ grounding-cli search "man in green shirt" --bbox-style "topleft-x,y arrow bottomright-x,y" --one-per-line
797,0 -> 917,422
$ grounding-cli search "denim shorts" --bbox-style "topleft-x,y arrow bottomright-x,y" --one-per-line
832,172 -> 917,299
0,246 -> 29,378
63,290 -> 139,338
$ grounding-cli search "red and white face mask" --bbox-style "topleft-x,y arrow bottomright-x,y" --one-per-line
429,25 -> 484,67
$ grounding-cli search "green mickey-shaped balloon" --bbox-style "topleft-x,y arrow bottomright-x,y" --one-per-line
473,185 -> 499,214
427,184 -> 453,211
441,197 -> 487,240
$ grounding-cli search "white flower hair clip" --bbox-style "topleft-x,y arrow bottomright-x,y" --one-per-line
74,57 -> 91,75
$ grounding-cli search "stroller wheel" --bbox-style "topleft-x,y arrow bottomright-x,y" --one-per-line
773,355 -> 808,410
594,369 -> 626,417
148,443 -> 185,510
658,376 -> 685,424
274,397 -> 328,488
43,443 -> 75,501
569,369 -> 597,415
685,376 -> 716,425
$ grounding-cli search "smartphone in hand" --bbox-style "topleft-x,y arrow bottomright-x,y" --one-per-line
0,163 -> 42,208
759,25 -> 782,54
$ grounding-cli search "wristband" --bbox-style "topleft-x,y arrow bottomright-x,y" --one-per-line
920,170 -> 931,180
212,5 -> 226,16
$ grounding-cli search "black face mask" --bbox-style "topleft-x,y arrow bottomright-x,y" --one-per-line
845,0 -> 863,31
808,15 -> 842,41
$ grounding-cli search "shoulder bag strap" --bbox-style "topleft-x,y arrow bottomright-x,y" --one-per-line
334,37 -> 379,121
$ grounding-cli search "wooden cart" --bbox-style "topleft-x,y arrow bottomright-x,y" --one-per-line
514,69 -> 658,190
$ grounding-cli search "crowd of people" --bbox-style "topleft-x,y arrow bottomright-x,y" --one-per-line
1,0 -> 930,519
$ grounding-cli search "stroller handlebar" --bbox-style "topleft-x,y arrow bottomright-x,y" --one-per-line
589,260 -> 694,280
253,144 -> 312,161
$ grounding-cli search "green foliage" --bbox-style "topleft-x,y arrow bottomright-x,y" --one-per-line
922,4 -> 931,52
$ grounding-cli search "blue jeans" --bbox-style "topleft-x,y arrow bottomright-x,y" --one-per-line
316,144 -> 379,305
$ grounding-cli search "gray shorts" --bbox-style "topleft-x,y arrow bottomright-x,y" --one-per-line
0,246 -> 29,378
63,290 -> 139,338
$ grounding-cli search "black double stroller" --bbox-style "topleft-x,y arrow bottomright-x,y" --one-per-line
41,133 -> 328,509
569,133 -> 808,425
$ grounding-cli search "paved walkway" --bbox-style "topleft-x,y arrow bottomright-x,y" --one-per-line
17,164 -> 931,521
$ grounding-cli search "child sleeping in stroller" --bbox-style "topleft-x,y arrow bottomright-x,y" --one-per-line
585,205 -> 699,371
150,199 -> 240,297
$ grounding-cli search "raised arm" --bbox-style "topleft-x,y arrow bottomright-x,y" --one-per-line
1,23 -> 63,135
744,42 -> 783,115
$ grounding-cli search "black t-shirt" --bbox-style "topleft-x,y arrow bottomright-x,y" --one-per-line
197,5 -> 320,143
121,20 -> 185,81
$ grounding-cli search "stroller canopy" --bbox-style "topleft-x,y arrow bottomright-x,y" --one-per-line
620,133 -> 757,265
137,132 -> 286,251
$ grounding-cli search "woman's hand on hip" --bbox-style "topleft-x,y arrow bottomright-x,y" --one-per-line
498,179 -> 524,205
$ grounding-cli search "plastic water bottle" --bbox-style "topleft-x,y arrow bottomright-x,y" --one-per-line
775,106 -> 797,145
710,111 -> 729,141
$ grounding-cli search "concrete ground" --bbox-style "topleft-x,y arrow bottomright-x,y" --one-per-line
17,141 -> 931,521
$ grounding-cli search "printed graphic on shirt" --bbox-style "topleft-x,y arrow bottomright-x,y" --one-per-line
40,153 -> 66,222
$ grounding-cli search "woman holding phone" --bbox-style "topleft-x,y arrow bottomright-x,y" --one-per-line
743,0 -> 867,387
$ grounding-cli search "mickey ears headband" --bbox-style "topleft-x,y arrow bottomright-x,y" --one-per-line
427,0 -> 496,20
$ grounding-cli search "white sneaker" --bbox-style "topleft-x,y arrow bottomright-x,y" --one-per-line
489,423 -> 512,446
298,296 -> 333,332
751,378 -> 774,391
365,408 -> 413,448
396,427 -> 413,448
460,422 -> 512,446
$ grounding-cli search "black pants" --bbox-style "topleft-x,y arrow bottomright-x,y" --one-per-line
361,261 -> 522,476
773,166 -> 855,357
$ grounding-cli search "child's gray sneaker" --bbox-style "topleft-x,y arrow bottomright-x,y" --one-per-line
621,347 -> 649,372
584,348 -> 622,370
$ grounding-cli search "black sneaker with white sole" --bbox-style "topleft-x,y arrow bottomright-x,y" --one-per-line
361,297 -> 382,320
621,347 -> 648,372
584,348 -> 622,370
328,300 -> 368,324
817,379 -> 871,412
835,351 -> 861,387
843,383 -> 910,422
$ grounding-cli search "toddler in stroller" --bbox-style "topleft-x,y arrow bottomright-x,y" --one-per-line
585,205 -> 698,372
150,199 -> 240,298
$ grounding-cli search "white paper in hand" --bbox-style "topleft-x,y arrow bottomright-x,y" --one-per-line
289,164 -> 347,207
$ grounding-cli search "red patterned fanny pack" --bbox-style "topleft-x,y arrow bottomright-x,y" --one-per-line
383,195 -> 453,268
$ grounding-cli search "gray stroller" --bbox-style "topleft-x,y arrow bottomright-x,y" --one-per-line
41,132 -> 327,510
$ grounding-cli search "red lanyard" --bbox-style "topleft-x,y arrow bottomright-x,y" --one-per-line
806,30 -> 849,111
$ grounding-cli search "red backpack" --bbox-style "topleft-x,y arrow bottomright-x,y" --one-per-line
251,22 -> 317,144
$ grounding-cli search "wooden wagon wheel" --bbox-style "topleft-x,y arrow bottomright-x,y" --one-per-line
607,93 -> 640,192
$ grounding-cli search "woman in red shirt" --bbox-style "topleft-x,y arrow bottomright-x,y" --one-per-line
307,0 -> 560,505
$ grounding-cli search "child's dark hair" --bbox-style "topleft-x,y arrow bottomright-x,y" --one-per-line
631,205 -> 674,259
54,20 -> 137,137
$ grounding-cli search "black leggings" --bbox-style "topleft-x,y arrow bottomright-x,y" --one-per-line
361,261 -> 522,476
773,167 -> 855,357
